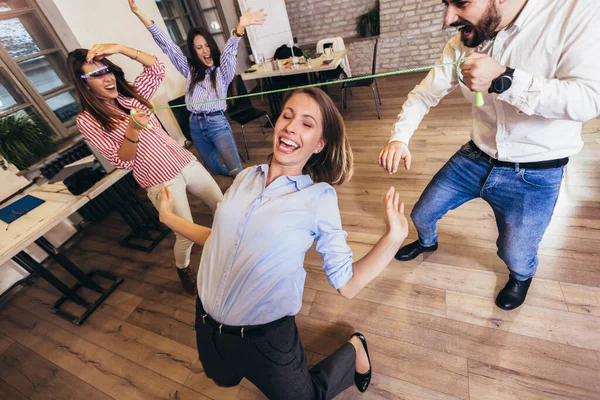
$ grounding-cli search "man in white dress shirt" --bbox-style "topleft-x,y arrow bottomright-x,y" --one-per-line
379,0 -> 600,309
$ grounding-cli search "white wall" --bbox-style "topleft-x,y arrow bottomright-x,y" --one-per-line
0,164 -> 30,202
39,0 -> 188,145
221,0 -> 251,76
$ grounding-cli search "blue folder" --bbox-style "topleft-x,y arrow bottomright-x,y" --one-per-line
0,195 -> 46,224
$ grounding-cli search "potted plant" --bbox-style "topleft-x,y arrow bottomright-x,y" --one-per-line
0,113 -> 56,170
357,4 -> 380,37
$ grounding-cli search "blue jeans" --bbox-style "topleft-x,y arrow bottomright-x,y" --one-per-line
412,141 -> 564,281
189,112 -> 243,177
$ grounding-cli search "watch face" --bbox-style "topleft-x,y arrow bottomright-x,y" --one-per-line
494,76 -> 513,92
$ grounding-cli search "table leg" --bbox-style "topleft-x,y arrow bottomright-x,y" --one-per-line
106,175 -> 170,252
35,237 -> 103,293
13,240 -> 123,325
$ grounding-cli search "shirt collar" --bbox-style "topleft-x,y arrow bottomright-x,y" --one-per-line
256,164 -> 314,190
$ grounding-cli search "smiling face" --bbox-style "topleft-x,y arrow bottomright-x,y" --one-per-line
81,61 -> 117,102
194,34 -> 214,67
272,92 -> 326,173
443,0 -> 502,48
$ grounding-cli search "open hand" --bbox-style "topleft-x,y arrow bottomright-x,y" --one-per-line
239,8 -> 268,28
378,141 -> 412,173
383,186 -> 409,244
158,186 -> 174,219
86,43 -> 123,63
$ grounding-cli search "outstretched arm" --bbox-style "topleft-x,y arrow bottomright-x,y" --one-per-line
158,187 -> 212,245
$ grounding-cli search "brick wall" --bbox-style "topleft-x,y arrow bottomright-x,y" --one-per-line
379,0 -> 456,71
285,0 -> 377,45
284,0 -> 457,75
346,38 -> 377,76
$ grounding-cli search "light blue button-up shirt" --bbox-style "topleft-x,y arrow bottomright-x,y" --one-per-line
198,165 -> 354,326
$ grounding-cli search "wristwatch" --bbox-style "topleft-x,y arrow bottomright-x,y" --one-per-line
488,67 -> 515,94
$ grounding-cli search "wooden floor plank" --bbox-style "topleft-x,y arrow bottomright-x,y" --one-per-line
308,291 -> 600,394
78,347 -> 209,400
468,360 -> 600,400
0,304 -> 100,376
446,291 -> 600,351
0,379 -> 29,400
561,282 -> 600,317
296,315 -> 470,399
1,73 -> 598,399
8,285 -> 199,385
0,343 -> 112,400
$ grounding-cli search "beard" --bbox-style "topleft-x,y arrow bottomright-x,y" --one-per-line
453,4 -> 502,47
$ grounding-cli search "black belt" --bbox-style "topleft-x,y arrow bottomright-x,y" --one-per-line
468,141 -> 568,170
191,110 -> 224,118
196,297 -> 289,337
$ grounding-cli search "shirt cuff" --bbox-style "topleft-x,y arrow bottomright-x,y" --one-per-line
498,68 -> 534,115
230,29 -> 243,41
389,126 -> 411,146
327,260 -> 353,290
147,23 -> 161,35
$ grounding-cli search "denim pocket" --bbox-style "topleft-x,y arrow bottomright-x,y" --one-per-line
519,167 -> 564,189
205,113 -> 227,125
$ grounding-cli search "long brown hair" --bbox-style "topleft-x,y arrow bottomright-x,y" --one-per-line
67,49 -> 153,131
187,28 -> 221,96
273,88 -> 354,185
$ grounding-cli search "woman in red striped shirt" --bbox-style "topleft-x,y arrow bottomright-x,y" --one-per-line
67,44 -> 223,294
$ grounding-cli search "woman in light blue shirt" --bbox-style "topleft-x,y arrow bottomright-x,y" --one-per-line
158,87 -> 409,399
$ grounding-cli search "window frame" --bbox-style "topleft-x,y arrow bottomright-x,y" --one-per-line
156,0 -> 230,50
0,0 -> 81,142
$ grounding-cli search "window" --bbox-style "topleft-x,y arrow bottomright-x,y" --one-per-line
196,0 -> 227,50
155,0 -> 228,51
0,0 -> 81,148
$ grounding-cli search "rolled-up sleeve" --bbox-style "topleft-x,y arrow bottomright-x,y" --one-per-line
133,57 -> 166,101
314,188 -> 353,289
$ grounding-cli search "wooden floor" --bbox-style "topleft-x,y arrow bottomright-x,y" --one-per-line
1,73 -> 600,399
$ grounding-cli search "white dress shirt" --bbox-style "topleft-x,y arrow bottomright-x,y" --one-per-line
391,0 -> 600,162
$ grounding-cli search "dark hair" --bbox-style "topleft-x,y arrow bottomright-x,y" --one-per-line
67,49 -> 152,131
187,27 -> 221,96
273,87 -> 354,185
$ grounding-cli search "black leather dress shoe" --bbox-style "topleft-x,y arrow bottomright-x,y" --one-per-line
394,240 -> 438,261
495,276 -> 532,310
352,332 -> 371,392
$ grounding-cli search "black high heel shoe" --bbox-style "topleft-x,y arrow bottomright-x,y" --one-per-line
352,332 -> 371,392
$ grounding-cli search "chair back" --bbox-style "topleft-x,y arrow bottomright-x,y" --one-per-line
371,38 -> 379,75
273,44 -> 303,60
227,75 -> 253,114
317,37 -> 352,77
167,95 -> 191,140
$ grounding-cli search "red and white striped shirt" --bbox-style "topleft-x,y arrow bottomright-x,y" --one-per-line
77,59 -> 195,188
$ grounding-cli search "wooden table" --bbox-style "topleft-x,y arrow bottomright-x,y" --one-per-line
241,50 -> 348,117
0,187 -> 122,325
0,167 -> 169,325
37,169 -> 169,252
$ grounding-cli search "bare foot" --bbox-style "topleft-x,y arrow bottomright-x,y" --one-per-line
349,336 -> 370,374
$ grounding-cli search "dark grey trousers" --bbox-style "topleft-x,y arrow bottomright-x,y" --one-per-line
195,297 -> 356,399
